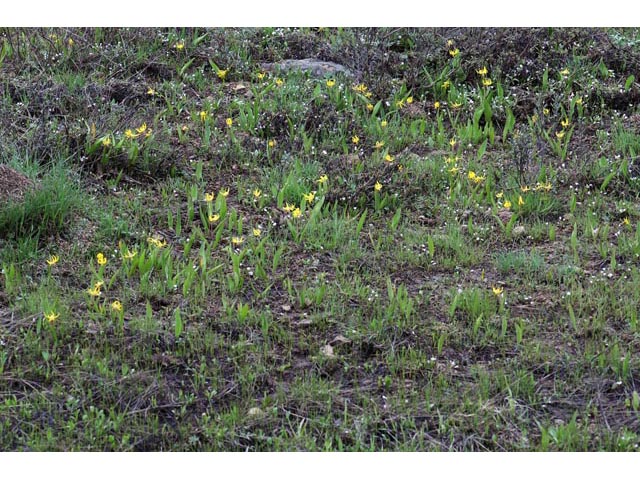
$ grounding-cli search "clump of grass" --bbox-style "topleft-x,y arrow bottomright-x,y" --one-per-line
0,161 -> 82,241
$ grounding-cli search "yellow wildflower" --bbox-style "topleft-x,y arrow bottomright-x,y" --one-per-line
561,118 -> 570,128
575,97 -> 583,106
442,80 -> 451,90
87,284 -> 102,297
496,191 -> 504,199
518,195 -> 525,206
217,69 -> 228,80
406,96 -> 413,104
449,48 -> 460,57
111,300 -> 123,312
208,214 -> 220,223
226,118 -> 233,127
375,141 -> 385,150
205,192 -> 215,203
468,171 -> 484,184
275,78 -> 284,87
434,101 -> 441,110
124,129 -> 138,139
46,254 -> 59,266
96,253 -> 107,266
556,130 -> 565,140
147,87 -> 155,95
268,139 -> 276,148
352,135 -> 359,145
476,66 -> 488,76
303,192 -> 315,203
253,188 -> 262,199
543,108 -> 550,116
136,123 -> 147,134
181,125 -> 189,133
175,41 -> 185,51
449,138 -> 457,149
623,217 -> 631,226
353,84 -> 368,94
257,71 -> 266,80
385,154 -> 394,163
482,78 -> 493,87
366,103 -> 374,111
122,250 -> 137,260
231,236 -> 244,246
504,200 -> 512,209
101,136 -> 111,147
492,286 -> 503,296
219,188 -> 230,197
199,111 -> 208,122
326,79 -> 336,88
381,120 -> 388,128
447,39 -> 454,47
317,174 -> 328,185
374,181 -> 382,192
283,203 -> 295,213
253,228 -> 262,237
520,185 -> 531,193
450,102 -> 462,109
67,38 -> 74,48
449,166 -> 460,175
292,207 -> 302,218
560,68 -> 570,76
395,99 -> 405,109
147,237 -> 167,248
44,311 -> 60,323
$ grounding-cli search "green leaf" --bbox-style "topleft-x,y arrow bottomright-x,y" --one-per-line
390,207 -> 402,231
503,108 -> 515,143
427,235 -> 435,258
174,307 -> 183,339
179,57 -> 195,76
600,169 -> 617,191
624,74 -> 635,91
477,139 -> 488,161
356,209 -> 367,236
567,302 -> 577,332
193,33 -> 208,47
372,100 -> 383,117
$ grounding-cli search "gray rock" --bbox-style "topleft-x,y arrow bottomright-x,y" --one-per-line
261,58 -> 354,79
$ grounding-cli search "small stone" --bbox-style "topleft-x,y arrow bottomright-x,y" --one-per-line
320,344 -> 335,358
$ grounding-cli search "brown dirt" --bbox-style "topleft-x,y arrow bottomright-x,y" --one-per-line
0,165 -> 35,204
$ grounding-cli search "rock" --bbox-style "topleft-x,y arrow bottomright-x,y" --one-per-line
260,58 -> 355,79
247,407 -> 265,417
513,225 -> 526,236
320,344 -> 335,358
